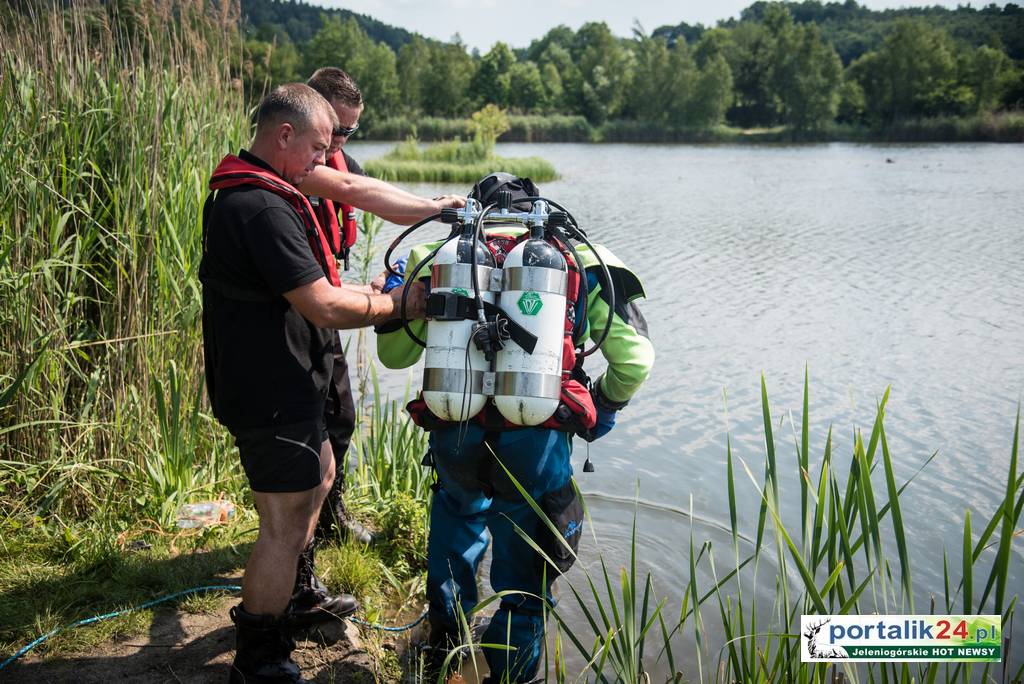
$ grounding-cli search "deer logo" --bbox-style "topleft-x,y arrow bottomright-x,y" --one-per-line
804,618 -> 848,660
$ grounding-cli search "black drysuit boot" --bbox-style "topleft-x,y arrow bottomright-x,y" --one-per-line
316,477 -> 374,545
288,540 -> 358,627
228,604 -> 307,684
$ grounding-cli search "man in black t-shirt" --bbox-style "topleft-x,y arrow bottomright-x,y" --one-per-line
201,83 -> 428,684
301,68 -> 468,552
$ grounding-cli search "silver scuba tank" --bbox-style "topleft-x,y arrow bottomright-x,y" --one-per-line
493,220 -> 568,426
422,224 -> 496,422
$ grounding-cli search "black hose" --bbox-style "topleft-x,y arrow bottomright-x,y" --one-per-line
470,203 -> 497,326
383,213 -> 443,278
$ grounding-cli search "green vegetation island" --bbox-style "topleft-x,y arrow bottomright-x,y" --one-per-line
241,0 -> 1024,143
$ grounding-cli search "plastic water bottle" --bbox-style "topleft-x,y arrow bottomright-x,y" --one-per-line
176,500 -> 235,528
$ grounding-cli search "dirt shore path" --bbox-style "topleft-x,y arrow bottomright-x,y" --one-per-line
3,596 -> 381,683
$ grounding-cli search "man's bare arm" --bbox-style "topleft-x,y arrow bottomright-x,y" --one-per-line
298,166 -> 464,225
283,277 -> 424,330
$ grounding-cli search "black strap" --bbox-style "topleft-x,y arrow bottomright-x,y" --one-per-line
424,293 -> 538,355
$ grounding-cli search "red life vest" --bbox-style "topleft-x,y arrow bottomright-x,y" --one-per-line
406,232 -> 598,434
314,151 -> 359,268
206,154 -> 341,287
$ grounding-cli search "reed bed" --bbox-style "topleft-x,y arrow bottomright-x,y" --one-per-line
0,0 -> 249,528
524,374 -> 1022,683
364,137 -> 558,183
0,2 -> 429,664
364,114 -> 592,143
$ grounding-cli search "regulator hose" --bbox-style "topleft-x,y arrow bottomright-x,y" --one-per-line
382,212 -> 443,278
470,203 -> 497,325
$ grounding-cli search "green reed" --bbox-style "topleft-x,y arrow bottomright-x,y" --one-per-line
0,1 -> 249,528
364,138 -> 558,183
509,373 -> 1022,684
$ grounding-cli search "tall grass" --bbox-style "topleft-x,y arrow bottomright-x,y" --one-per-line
526,374 -> 1022,683
364,114 -> 593,143
0,1 -> 248,528
364,137 -> 558,183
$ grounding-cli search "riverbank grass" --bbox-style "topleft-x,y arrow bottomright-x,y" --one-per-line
530,374 -> 1022,683
363,111 -> 1024,143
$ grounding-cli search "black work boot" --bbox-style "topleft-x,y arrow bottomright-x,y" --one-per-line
287,541 -> 358,627
228,604 -> 308,683
316,479 -> 375,545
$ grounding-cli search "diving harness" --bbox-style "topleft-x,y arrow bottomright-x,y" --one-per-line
384,189 -> 615,434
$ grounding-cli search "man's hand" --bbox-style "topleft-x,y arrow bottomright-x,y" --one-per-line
433,194 -> 466,210
369,272 -> 386,293
390,280 -> 426,319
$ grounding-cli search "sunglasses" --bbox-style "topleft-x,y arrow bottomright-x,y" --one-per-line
333,122 -> 359,138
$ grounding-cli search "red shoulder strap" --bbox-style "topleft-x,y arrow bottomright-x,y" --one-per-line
209,155 -> 340,287
328,152 -> 359,251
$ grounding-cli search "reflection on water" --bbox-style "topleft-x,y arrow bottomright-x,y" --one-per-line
346,141 -> 1024,675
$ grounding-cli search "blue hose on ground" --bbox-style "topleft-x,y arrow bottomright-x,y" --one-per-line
0,584 -> 429,671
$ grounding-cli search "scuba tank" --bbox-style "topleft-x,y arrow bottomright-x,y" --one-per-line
422,219 -> 496,422
385,176 -> 616,438
493,207 -> 568,426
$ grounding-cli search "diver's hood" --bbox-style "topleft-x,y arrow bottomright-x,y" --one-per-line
469,172 -> 539,211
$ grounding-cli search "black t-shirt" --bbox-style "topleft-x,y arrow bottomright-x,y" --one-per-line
199,150 -> 334,430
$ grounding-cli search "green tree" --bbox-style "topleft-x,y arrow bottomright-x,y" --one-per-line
421,40 -> 475,117
774,21 -> 843,130
537,62 -> 565,113
689,51 -> 734,126
722,21 -> 779,127
244,36 -> 300,95
470,103 -> 510,150
836,76 -> 866,122
847,19 -> 960,122
469,42 -> 515,108
305,16 -> 400,121
397,36 -> 431,112
571,22 -> 634,123
628,33 -> 676,123
533,42 -> 579,112
508,61 -> 547,112
958,44 -> 1012,112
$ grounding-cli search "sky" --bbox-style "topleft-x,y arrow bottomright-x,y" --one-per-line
318,0 -> 1002,52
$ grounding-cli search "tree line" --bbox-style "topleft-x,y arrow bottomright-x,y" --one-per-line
242,0 -> 1024,132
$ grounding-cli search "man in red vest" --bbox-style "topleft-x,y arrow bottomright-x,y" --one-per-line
200,83 -> 435,683
303,67 -> 379,550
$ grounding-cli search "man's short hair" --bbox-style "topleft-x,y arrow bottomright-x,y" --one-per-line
255,83 -> 338,135
307,67 -> 363,108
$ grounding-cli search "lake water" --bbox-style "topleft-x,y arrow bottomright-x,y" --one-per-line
346,141 -> 1024,677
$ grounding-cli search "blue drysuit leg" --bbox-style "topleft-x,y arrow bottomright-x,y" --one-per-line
426,442 -> 491,631
426,425 -> 576,683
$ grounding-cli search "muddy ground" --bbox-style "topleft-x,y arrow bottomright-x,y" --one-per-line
3,594 -> 396,683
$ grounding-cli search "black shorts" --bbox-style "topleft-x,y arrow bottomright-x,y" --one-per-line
233,420 -> 329,493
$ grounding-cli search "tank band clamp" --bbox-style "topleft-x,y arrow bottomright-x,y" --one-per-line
425,291 -> 471,321
425,293 -> 538,355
